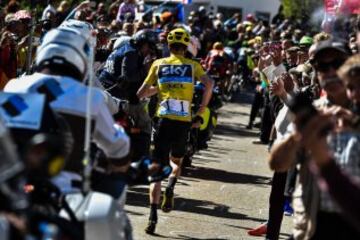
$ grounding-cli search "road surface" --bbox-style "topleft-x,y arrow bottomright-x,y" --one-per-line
126,91 -> 292,240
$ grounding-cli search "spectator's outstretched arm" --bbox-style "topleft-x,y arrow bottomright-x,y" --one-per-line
63,0 -> 91,22
268,133 -> 299,172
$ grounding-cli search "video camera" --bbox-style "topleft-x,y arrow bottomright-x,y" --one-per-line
287,92 -> 332,136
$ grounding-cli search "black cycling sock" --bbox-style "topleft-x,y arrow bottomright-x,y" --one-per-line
167,177 -> 177,191
149,204 -> 158,222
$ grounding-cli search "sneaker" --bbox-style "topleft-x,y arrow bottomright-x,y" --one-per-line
247,223 -> 267,236
161,188 -> 174,213
145,220 -> 157,234
284,201 -> 294,216
252,140 -> 268,145
253,122 -> 261,128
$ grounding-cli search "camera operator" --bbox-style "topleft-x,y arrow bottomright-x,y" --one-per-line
296,54 -> 360,234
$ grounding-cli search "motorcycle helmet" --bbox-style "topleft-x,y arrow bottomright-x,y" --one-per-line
113,35 -> 131,50
35,28 -> 91,81
131,29 -> 158,49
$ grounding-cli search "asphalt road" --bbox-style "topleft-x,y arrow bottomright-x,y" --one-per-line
126,91 -> 292,240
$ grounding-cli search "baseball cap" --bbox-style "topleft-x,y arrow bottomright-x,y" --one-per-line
286,46 -> 300,53
5,14 -> 17,24
14,10 -> 31,21
312,39 -> 351,61
299,36 -> 313,46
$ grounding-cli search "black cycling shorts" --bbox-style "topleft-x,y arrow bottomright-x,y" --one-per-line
153,118 -> 191,164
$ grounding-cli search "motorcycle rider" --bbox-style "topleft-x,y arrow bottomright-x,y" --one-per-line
59,19 -> 126,115
137,28 -> 214,234
203,42 -> 232,97
4,28 -> 130,187
98,29 -> 159,162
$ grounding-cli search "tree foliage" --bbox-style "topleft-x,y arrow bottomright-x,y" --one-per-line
281,0 -> 323,20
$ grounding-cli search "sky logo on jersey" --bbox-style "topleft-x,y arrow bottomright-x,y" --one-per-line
159,64 -> 193,84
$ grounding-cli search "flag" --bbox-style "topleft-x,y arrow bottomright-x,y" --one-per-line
177,3 -> 185,22
341,0 -> 360,14
324,0 -> 360,15
323,0 -> 340,15
182,0 -> 192,4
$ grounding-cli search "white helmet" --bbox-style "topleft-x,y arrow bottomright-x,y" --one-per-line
35,28 -> 91,80
113,36 -> 131,50
59,19 -> 97,47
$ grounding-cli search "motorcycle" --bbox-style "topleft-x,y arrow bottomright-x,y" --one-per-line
0,91 -> 171,240
183,83 -> 223,168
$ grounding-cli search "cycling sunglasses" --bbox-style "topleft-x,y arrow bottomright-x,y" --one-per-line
312,58 -> 345,72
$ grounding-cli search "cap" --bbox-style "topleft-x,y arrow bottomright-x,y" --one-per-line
299,36 -> 313,46
198,6 -> 206,13
14,10 -> 31,20
246,14 -> 254,21
312,39 -> 351,60
5,14 -> 17,24
286,46 -> 300,53
289,64 -> 312,75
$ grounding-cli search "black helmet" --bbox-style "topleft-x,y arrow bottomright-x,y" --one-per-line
131,29 -> 158,49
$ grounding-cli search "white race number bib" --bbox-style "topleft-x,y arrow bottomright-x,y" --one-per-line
159,99 -> 190,117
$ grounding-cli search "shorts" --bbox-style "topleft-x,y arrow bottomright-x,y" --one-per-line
153,118 -> 191,164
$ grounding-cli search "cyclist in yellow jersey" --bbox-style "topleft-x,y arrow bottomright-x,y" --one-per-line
137,28 -> 214,234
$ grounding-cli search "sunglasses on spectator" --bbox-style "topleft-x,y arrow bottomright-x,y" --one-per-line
312,58 -> 345,72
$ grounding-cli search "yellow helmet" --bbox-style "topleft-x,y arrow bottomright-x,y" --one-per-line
167,28 -> 191,47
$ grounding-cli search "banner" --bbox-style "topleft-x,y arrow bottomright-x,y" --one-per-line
342,0 -> 360,14
324,0 -> 360,15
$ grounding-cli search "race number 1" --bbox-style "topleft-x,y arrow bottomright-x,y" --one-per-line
159,99 -> 190,117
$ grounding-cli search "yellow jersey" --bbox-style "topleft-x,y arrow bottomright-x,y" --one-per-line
144,54 -> 206,122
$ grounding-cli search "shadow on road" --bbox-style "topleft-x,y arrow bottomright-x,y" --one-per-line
146,232 -> 230,240
126,187 -> 266,224
215,123 -> 259,138
183,166 -> 271,185
231,89 -> 254,105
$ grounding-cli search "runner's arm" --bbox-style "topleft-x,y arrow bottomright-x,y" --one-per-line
63,1 -> 91,22
198,74 -> 214,114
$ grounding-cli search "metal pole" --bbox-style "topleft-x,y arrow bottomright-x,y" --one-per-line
26,0 -> 35,74
82,40 -> 95,193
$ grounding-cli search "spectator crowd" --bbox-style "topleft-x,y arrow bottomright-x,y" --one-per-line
0,0 -> 360,239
